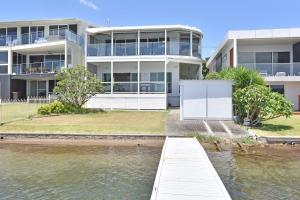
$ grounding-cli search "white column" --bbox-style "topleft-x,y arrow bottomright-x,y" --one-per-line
233,38 -> 238,67
111,31 -> 114,56
190,31 -> 193,57
110,61 -> 113,94
137,61 -> 140,110
84,32 -> 88,69
137,30 -> 140,55
46,80 -> 49,96
290,44 -> 294,75
64,40 -> 68,70
7,48 -> 12,74
164,29 -> 167,55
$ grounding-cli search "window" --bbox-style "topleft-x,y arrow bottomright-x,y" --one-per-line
273,52 -> 290,63
167,72 -> 172,93
0,52 -> 8,64
0,65 -> 8,74
103,73 -> 111,82
69,24 -> 78,34
256,52 -> 272,63
21,27 -> 29,44
270,85 -> 284,95
150,72 -> 164,81
238,52 -> 255,63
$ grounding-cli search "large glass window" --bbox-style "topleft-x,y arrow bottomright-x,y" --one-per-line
256,52 -> 272,63
273,52 -> 290,63
69,24 -> 78,34
238,52 -> 255,63
0,65 -> 8,74
270,85 -> 284,95
0,52 -> 8,64
30,80 -> 47,97
21,27 -> 29,44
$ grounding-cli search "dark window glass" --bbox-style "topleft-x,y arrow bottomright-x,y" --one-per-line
21,27 -> 29,44
270,85 -> 284,95
114,73 -> 131,82
49,25 -> 58,30
0,65 -> 8,74
273,52 -> 290,63
7,27 -> 17,36
0,52 -> 8,64
69,24 -> 77,34
103,73 -> 111,82
238,52 -> 255,63
0,28 -> 6,35
38,26 -> 44,32
167,72 -> 172,93
256,52 -> 272,63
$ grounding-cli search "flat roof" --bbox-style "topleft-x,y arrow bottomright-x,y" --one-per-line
0,18 -> 98,27
86,25 -> 203,35
207,27 -> 300,66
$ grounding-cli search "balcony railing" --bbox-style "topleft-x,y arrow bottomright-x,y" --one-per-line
87,41 -> 201,57
0,29 -> 83,47
240,63 -> 300,76
12,60 -> 64,75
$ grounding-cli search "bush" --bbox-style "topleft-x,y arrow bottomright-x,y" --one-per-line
37,105 -> 51,115
205,72 -> 222,80
234,85 -> 293,125
38,101 -> 102,115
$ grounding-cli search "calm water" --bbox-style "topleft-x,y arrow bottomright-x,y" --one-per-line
0,143 -> 162,200
207,146 -> 300,200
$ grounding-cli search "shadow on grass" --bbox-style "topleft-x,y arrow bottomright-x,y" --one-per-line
258,124 -> 293,132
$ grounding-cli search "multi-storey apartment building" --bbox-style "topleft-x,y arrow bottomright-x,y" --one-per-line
0,18 -> 92,99
85,25 -> 203,110
207,28 -> 300,111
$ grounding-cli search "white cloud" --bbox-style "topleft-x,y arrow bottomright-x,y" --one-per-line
79,0 -> 99,11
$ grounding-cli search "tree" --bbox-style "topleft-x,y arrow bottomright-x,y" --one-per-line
54,65 -> 103,108
234,85 -> 293,126
205,66 -> 266,90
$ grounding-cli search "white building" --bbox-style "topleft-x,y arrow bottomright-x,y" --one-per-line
85,25 -> 203,110
0,18 -> 93,99
207,28 -> 300,111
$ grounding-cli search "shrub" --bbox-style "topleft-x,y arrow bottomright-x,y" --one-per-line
234,85 -> 293,125
38,104 -> 51,115
205,72 -> 222,80
49,101 -> 67,114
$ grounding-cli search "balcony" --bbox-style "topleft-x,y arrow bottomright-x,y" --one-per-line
12,60 -> 64,75
87,41 -> 200,57
240,63 -> 300,76
0,29 -> 83,47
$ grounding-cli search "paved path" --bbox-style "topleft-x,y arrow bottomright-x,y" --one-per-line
166,109 -> 248,137
150,137 -> 231,200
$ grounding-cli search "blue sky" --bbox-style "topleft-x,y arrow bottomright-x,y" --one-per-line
1,0 -> 300,58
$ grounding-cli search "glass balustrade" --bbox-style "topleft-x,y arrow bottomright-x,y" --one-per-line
12,60 -> 64,75
238,63 -> 300,76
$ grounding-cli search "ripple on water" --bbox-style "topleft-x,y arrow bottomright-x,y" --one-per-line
0,143 -> 162,200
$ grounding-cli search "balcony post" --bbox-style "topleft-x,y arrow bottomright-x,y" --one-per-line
137,61 -> 140,110
138,30 -> 140,56
7,49 -> 12,74
233,38 -> 238,67
64,40 -> 68,70
190,31 -> 193,57
164,29 -> 167,55
111,61 -> 113,94
111,31 -> 114,56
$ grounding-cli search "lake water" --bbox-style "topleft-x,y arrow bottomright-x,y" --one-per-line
207,145 -> 300,200
0,143 -> 162,200
1,142 -> 300,200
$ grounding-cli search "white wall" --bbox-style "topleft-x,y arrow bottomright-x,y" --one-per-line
268,81 -> 300,110
86,94 -> 167,110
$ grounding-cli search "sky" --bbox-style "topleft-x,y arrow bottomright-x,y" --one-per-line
1,0 -> 300,58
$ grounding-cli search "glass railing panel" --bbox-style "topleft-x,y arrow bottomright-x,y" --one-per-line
167,41 -> 191,56
113,82 -> 138,93
140,82 -> 165,93
273,63 -> 291,76
102,83 -> 111,93
0,35 -> 6,46
140,42 -> 165,55
255,63 -> 272,76
293,63 -> 300,76
238,63 -> 256,70
87,44 -> 111,56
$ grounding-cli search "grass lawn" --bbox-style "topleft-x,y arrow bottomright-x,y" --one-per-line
252,115 -> 300,137
0,103 -> 41,123
0,111 -> 168,135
